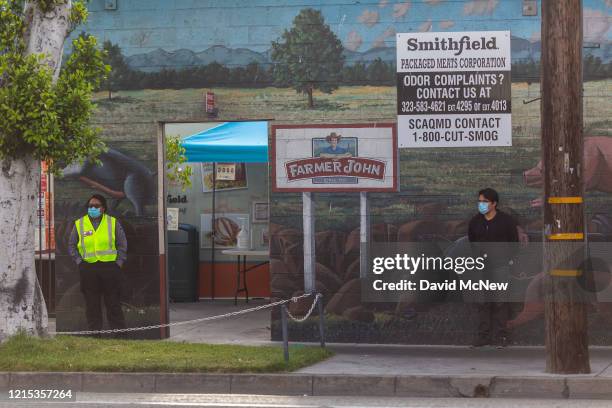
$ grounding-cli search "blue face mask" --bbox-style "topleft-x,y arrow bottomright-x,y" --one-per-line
88,207 -> 102,218
478,202 -> 489,215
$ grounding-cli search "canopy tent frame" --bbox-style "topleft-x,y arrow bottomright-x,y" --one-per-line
180,121 -> 269,300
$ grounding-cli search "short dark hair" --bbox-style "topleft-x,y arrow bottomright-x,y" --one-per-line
87,194 -> 107,210
478,188 -> 499,204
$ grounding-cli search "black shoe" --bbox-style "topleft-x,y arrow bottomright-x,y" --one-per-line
471,337 -> 490,348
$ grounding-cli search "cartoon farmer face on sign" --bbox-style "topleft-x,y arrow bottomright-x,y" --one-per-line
319,132 -> 352,158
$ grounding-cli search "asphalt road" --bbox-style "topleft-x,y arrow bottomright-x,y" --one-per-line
2,393 -> 612,408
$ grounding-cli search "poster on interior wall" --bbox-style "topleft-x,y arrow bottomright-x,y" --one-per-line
201,162 -> 247,193
200,213 -> 249,248
252,201 -> 269,223
167,208 -> 179,231
216,163 -> 237,180
35,161 -> 55,253
271,124 -> 398,192
396,31 -> 511,147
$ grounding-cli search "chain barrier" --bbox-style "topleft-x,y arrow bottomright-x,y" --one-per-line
51,292 -> 318,336
285,293 -> 322,323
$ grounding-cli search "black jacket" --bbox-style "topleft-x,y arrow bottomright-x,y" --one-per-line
468,210 -> 518,243
468,210 -> 518,269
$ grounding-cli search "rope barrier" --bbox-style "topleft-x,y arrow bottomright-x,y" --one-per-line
286,293 -> 322,322
51,292 -> 319,336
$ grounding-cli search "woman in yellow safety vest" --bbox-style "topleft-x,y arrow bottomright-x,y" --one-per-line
68,194 -> 128,335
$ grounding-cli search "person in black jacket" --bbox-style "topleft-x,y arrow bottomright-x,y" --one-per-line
468,188 -> 518,348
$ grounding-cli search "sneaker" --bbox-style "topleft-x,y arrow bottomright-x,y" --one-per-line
471,337 -> 490,348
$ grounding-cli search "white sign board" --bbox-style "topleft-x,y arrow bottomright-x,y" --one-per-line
272,124 -> 398,192
397,31 -> 511,147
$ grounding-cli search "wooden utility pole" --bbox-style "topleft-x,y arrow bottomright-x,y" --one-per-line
541,0 -> 590,374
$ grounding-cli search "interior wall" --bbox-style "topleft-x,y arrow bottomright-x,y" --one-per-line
165,123 -> 270,298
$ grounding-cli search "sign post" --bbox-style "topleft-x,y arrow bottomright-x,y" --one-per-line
397,31 -> 512,148
303,192 -> 316,293
360,192 -> 370,279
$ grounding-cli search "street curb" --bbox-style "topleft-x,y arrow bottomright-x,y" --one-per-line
1,372 -> 612,399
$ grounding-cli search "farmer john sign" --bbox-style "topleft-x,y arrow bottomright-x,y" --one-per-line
396,31 -> 511,147
272,124 -> 397,192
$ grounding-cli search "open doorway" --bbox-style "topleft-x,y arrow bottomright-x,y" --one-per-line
161,121 -> 271,344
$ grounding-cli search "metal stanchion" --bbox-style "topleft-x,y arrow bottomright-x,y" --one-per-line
317,295 -> 325,348
281,304 -> 289,363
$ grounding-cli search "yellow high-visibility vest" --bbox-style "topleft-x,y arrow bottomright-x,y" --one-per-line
75,214 -> 118,263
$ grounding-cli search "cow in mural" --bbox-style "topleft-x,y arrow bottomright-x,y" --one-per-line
524,136 -> 612,199
62,148 -> 157,216
509,136 -> 612,328
507,257 -> 612,329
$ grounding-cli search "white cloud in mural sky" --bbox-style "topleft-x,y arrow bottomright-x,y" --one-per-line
419,20 -> 433,32
383,26 -> 397,37
463,0 -> 499,16
393,2 -> 411,20
345,30 -> 363,51
372,37 -> 386,48
358,9 -> 380,27
378,0 -> 389,8
584,8 -> 611,42
372,26 -> 397,48
439,20 -> 455,29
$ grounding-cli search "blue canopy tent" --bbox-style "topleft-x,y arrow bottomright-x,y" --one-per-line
180,121 -> 269,300
181,121 -> 268,163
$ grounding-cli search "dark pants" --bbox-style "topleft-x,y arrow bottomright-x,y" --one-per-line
476,302 -> 511,340
79,261 -> 126,335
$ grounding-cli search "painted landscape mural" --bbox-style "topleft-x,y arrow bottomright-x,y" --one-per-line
55,0 -> 612,343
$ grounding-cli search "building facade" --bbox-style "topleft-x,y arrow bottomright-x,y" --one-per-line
53,0 -> 612,344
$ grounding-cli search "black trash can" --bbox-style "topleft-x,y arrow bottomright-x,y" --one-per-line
168,223 -> 199,302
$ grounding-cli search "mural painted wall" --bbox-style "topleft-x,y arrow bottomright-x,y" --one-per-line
54,142 -> 163,338
58,0 -> 612,344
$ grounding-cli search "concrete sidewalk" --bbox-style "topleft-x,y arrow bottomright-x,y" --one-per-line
166,299 -> 272,345
298,344 -> 612,378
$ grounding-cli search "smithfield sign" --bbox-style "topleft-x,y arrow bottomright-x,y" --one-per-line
396,31 -> 512,148
271,124 -> 398,192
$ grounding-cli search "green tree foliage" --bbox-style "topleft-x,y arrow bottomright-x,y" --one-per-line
94,54 -> 274,91
271,8 -> 344,108
0,0 -> 109,175
366,58 -> 395,85
100,39 -> 129,99
511,59 -> 540,84
583,55 -> 611,81
165,136 -> 192,190
511,56 -> 611,84
342,62 -> 367,85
